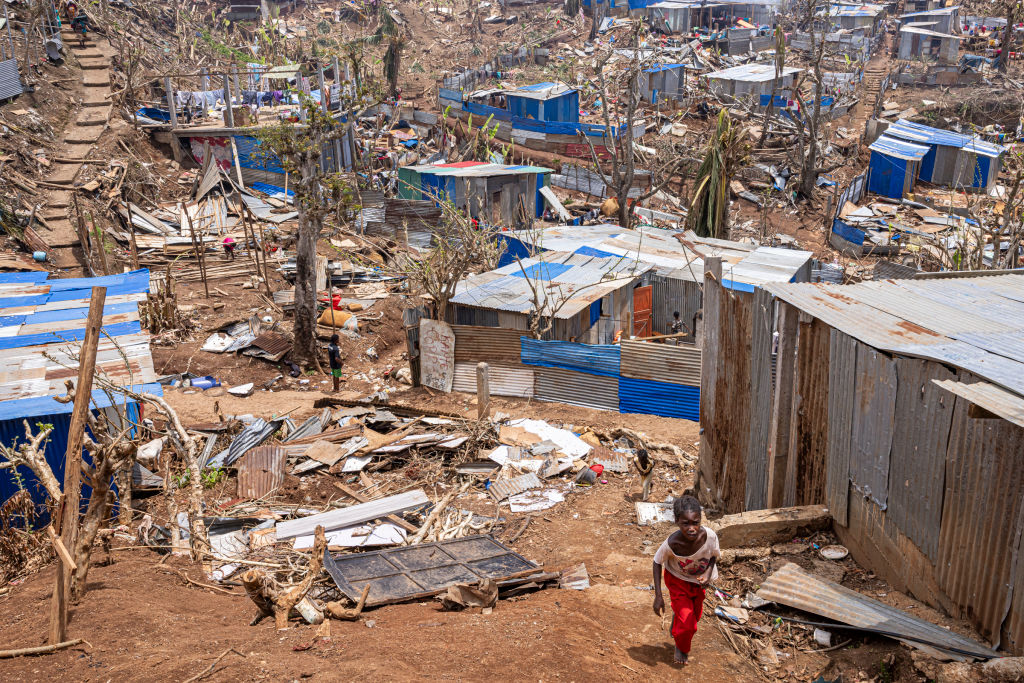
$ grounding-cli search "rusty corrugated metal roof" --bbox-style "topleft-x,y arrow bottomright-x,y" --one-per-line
236,446 -> 286,499
756,562 -> 999,660
763,274 -> 1024,398
251,331 -> 292,357
489,472 -> 542,502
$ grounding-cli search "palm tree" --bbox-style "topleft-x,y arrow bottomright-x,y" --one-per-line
366,6 -> 406,98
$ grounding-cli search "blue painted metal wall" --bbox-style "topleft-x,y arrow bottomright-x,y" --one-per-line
519,338 -> 700,421
520,338 -> 620,376
868,151 -> 909,199
618,377 -> 700,421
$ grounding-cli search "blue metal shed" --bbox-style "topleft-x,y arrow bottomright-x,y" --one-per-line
506,83 -> 579,124
868,135 -> 930,198
883,118 -> 1006,189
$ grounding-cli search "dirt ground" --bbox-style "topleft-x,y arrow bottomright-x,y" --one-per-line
0,446 -> 763,683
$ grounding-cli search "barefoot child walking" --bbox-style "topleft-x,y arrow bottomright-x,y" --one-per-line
652,495 -> 720,665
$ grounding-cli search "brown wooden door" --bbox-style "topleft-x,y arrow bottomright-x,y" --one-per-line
633,285 -> 652,338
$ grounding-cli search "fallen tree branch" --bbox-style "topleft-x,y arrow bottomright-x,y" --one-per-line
181,647 -> 246,683
0,639 -> 84,658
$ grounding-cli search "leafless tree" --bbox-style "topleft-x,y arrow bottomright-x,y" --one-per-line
581,24 -> 693,229
787,0 -> 845,198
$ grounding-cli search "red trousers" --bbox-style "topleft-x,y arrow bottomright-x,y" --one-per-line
663,570 -> 706,654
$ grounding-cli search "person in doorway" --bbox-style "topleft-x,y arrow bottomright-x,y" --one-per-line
652,495 -> 720,666
669,310 -> 685,345
222,236 -> 236,260
327,334 -> 343,392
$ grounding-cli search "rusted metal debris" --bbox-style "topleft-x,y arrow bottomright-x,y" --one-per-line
235,446 -> 287,499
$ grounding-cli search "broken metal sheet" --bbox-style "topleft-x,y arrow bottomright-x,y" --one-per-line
489,472 -> 543,502
132,461 -> 164,489
291,436 -> 369,474
276,490 -> 430,540
509,487 -> 565,512
559,563 -> 591,590
208,529 -> 249,560
240,191 -> 299,223
223,332 -> 257,354
293,522 -> 406,550
243,331 -> 292,362
436,436 -> 469,449
593,453 -> 630,474
372,432 -> 445,453
341,454 -> 372,472
201,332 -> 235,353
228,382 -> 254,397
283,415 -> 323,443
206,418 -> 284,468
236,446 -> 287,499
755,562 -> 1000,661
454,461 -> 500,475
323,534 -> 540,607
503,419 -> 592,459
635,501 -> 675,526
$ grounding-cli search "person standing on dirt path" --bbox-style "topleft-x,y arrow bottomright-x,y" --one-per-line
328,334 -> 343,392
652,495 -> 720,666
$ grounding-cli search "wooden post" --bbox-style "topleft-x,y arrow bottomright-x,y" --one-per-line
476,362 -> 490,420
232,66 -> 240,101
88,214 -> 110,276
200,68 -> 208,92
766,301 -> 797,508
164,76 -> 178,129
49,286 -> 106,644
184,208 -> 210,299
256,213 -> 274,297
125,201 -> 139,270
72,195 -> 94,275
319,65 -> 329,113
222,73 -> 235,128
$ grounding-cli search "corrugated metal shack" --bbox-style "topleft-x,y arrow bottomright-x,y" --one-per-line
867,134 -> 929,198
0,270 -> 162,514
898,25 -> 963,63
705,63 -> 803,100
898,6 -> 960,35
396,161 -> 552,225
640,63 -> 691,104
448,250 -> 649,345
697,268 -> 1024,654
826,3 -> 887,32
497,225 -> 813,339
879,118 -> 1006,190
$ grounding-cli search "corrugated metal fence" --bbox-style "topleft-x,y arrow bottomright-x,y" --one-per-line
520,337 -> 701,420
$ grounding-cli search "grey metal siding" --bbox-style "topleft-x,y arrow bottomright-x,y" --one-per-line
744,287 -> 774,510
619,340 -> 700,386
651,274 -> 702,338
452,362 -> 534,397
937,389 -> 1024,648
848,343 -> 896,509
0,59 -> 23,102
886,357 -> 955,562
826,329 -> 857,526
534,366 -> 619,411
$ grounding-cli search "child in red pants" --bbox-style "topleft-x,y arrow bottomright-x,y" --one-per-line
652,495 -> 720,665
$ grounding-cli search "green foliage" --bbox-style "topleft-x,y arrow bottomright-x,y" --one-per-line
201,467 -> 228,489
317,19 -> 332,35
687,109 -> 749,239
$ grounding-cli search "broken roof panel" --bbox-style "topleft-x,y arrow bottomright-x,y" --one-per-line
451,251 -> 649,319
869,134 -> 930,161
505,82 -> 576,100
884,119 -> 1005,157
757,562 -> 998,660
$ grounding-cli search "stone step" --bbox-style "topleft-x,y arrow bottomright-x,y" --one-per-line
80,60 -> 109,70
76,50 -> 103,58
82,100 -> 109,108
64,129 -> 104,144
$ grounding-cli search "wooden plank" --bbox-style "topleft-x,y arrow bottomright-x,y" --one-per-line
50,286 -> 106,644
275,489 -> 429,540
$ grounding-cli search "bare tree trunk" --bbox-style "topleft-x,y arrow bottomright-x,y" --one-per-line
293,184 -> 321,366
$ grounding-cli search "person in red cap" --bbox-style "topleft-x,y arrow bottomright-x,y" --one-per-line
222,236 -> 236,260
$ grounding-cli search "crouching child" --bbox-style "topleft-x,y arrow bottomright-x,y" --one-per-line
652,495 -> 720,665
